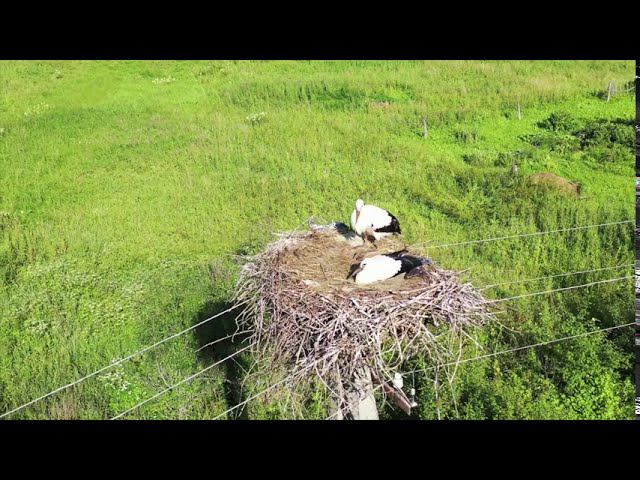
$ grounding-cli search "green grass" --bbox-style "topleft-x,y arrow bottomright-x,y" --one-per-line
0,60 -> 635,419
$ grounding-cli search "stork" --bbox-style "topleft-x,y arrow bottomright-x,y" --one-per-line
347,251 -> 432,285
350,199 -> 401,244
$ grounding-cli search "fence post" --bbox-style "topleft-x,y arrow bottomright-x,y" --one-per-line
606,81 -> 617,102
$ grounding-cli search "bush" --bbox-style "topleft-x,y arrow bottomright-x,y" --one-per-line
582,144 -> 633,164
576,118 -> 635,151
523,132 -> 580,154
538,111 -> 580,132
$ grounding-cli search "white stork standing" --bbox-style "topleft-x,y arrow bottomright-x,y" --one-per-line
347,251 -> 432,285
350,199 -> 401,243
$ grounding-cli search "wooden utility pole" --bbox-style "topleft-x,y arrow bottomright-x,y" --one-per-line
348,367 -> 379,419
329,369 -> 418,419
517,102 -> 522,120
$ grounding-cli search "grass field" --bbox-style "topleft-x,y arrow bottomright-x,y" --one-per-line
0,60 -> 635,419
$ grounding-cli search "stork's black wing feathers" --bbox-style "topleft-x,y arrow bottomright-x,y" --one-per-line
374,212 -> 401,234
384,251 -> 432,276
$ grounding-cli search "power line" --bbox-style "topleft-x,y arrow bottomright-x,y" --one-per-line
111,343 -> 254,420
325,276 -> 633,419
326,321 -> 634,419
0,302 -> 246,419
486,276 -> 632,304
108,274 -> 633,420
5,275 -> 631,420
402,322 -> 635,376
195,329 -> 251,353
415,219 -> 633,250
211,373 -> 294,420
4,220 -> 631,419
481,264 -> 634,290
218,278 -> 633,420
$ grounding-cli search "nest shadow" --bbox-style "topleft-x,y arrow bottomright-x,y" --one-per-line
193,300 -> 252,419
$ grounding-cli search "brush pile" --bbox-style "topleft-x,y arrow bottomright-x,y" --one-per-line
233,220 -> 495,413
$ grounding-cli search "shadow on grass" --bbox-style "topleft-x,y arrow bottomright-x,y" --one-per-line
192,300 -> 252,419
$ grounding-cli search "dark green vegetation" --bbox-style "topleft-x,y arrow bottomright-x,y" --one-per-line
0,61 -> 634,419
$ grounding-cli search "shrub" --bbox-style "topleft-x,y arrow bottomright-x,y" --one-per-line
523,132 -> 580,154
576,118 -> 634,150
538,111 -> 580,132
582,144 -> 633,164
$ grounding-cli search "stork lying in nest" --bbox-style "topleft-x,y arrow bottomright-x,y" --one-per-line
347,250 -> 433,285
232,219 -> 494,417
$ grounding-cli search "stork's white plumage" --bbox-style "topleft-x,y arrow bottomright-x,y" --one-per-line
350,199 -> 401,241
348,255 -> 403,285
347,251 -> 432,285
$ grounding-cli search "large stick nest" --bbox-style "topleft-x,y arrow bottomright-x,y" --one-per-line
233,220 -> 495,411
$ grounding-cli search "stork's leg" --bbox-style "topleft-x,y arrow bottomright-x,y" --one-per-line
364,227 -> 378,249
